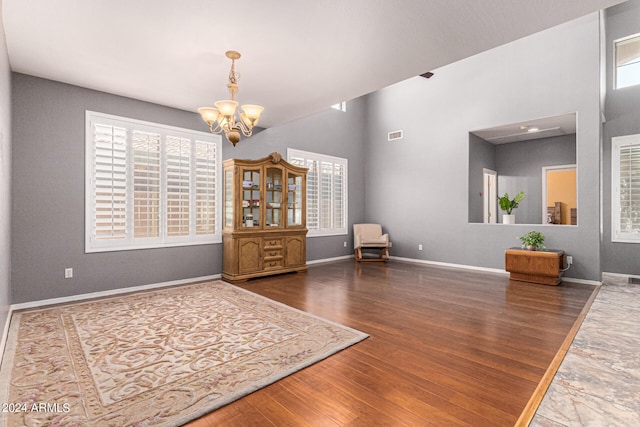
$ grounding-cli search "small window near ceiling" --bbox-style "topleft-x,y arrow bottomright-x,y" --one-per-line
615,34 -> 640,89
331,101 -> 347,112
612,134 -> 640,243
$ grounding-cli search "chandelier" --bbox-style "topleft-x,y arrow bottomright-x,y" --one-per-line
198,51 -> 264,146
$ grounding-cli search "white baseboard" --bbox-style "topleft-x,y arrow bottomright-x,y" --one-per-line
391,256 -> 509,275
307,255 -> 353,265
10,274 -> 221,312
0,309 -> 11,370
561,277 -> 601,286
390,256 -> 601,286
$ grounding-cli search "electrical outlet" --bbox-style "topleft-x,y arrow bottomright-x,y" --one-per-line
389,241 -> 393,247
418,244 -> 423,251
64,268 -> 73,279
343,241 -> 347,247
567,256 -> 573,265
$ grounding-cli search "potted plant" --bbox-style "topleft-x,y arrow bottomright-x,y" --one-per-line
520,230 -> 545,251
498,191 -> 525,224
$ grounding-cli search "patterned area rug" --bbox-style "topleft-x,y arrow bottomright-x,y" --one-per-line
0,281 -> 368,426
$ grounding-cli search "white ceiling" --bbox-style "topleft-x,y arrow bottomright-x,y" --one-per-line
2,0 -> 626,128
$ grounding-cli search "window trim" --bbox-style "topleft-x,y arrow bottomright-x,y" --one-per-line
85,111 -> 222,253
611,133 -> 640,243
614,32 -> 640,90
287,148 -> 348,237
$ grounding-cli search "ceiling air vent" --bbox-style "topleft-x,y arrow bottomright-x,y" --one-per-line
388,130 -> 403,141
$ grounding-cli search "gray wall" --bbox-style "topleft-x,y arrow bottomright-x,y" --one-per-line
0,0 -> 12,335
495,134 -> 576,224
11,74 -> 223,303
10,74 -> 367,303
364,13 -> 602,280
10,6 -> 635,305
601,0 -> 640,275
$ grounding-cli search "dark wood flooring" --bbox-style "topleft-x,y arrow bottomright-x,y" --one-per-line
185,259 -> 595,426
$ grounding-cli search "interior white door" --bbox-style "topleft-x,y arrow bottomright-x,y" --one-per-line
483,169 -> 497,224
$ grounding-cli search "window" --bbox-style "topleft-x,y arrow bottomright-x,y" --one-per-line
288,149 -> 348,236
86,111 -> 221,252
615,34 -> 640,89
612,134 -> 640,243
331,101 -> 347,112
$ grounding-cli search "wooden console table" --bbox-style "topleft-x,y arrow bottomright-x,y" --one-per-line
505,248 -> 566,286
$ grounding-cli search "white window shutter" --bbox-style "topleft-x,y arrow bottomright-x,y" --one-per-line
166,136 -> 191,237
132,131 -> 161,239
195,140 -> 217,235
92,123 -> 127,241
287,149 -> 347,236
619,144 -> 640,233
86,111 -> 221,253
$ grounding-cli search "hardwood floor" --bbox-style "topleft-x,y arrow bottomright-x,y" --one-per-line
185,260 -> 595,426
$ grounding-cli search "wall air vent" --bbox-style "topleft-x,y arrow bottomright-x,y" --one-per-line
629,277 -> 640,285
388,130 -> 403,141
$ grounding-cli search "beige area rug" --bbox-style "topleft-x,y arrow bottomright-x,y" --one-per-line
0,281 -> 368,426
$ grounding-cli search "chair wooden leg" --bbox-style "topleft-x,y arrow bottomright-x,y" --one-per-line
355,248 -> 362,261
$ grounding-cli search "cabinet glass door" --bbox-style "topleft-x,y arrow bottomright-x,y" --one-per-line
224,169 -> 233,228
241,168 -> 260,228
265,167 -> 283,227
287,172 -> 303,226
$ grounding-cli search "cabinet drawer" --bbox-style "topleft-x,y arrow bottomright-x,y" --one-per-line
264,248 -> 283,258
263,258 -> 284,269
263,238 -> 283,249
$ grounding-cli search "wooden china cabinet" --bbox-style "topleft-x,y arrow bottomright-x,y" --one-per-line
221,152 -> 308,283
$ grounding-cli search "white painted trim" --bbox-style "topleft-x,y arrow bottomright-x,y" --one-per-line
0,310 -> 12,368
307,255 -> 353,265
482,168 -> 497,224
10,274 -> 220,311
391,256 -> 509,275
611,134 -> 640,243
390,256 -> 600,285
561,277 -> 600,286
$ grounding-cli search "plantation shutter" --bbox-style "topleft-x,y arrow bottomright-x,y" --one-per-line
92,123 -> 127,241
321,161 -> 333,229
618,144 -> 640,234
86,111 -> 221,252
290,156 -> 318,230
287,149 -> 347,236
333,163 -> 345,229
132,131 -> 161,239
195,140 -> 217,235
166,136 -> 191,237
306,160 -> 320,230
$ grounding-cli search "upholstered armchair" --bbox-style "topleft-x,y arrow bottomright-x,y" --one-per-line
353,223 -> 390,262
